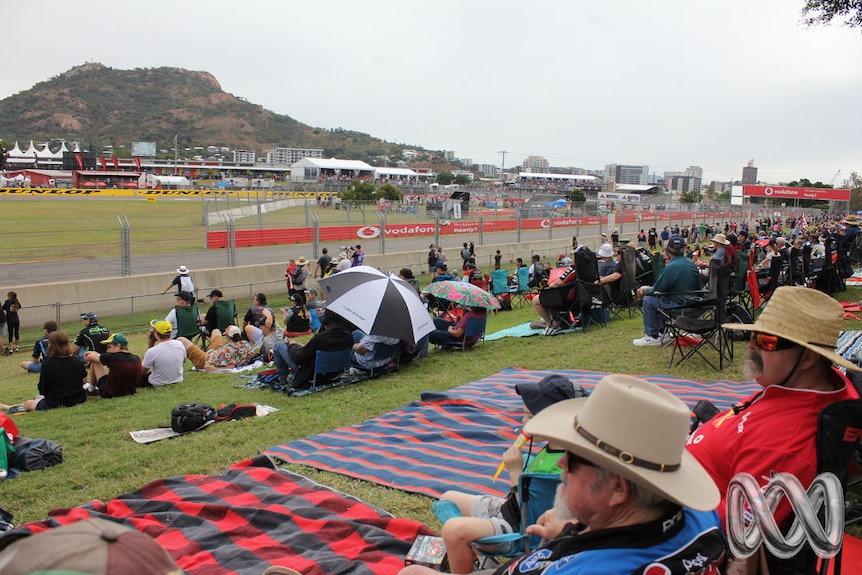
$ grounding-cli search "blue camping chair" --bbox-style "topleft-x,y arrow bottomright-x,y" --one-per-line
311,348 -> 352,388
490,269 -> 516,307
436,315 -> 487,351
512,266 -> 533,308
433,472 -> 560,567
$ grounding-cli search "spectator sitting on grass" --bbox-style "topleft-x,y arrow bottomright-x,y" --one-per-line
177,325 -> 256,372
83,333 -> 142,398
140,319 -> 186,387
0,331 -> 86,413
20,320 -> 57,373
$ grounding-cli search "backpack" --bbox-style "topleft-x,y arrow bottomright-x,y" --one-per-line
726,302 -> 754,341
11,436 -> 64,471
170,403 -> 216,433
292,266 -> 307,285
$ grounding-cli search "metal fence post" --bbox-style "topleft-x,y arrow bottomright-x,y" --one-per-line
257,192 -> 263,230
478,213 -> 484,246
517,209 -> 522,243
228,215 -> 236,268
430,211 -> 440,248
310,212 -> 320,257
304,199 -> 310,228
116,215 -> 131,276
377,211 -> 386,254
548,210 -> 554,240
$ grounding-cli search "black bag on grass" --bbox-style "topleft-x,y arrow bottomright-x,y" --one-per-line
171,403 -> 216,433
12,436 -> 64,471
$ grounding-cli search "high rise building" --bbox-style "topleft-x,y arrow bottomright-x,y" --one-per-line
266,147 -> 324,165
742,160 -> 757,184
603,164 -> 648,185
522,155 -> 549,173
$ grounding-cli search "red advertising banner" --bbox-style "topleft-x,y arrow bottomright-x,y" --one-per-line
206,211 -> 736,249
743,185 -> 850,202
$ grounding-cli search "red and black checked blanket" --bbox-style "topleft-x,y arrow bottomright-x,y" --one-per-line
2,455 -> 434,575
266,367 -> 760,500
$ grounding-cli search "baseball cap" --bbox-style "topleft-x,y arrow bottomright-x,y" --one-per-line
101,333 -> 128,345
667,234 -> 686,255
225,325 -> 242,338
207,289 -> 223,298
81,311 -> 98,321
176,291 -> 193,303
149,320 -> 173,335
0,517 -> 181,575
306,287 -> 319,297
516,374 -> 584,415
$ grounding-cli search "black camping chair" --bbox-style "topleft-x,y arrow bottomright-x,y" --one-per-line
573,247 -> 608,332
728,249 -> 753,316
658,259 -> 733,370
608,245 -> 640,319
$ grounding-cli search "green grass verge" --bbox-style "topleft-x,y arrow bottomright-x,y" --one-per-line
1,289 -> 860,536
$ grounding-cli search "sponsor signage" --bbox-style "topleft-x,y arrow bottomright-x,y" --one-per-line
597,192 -> 641,203
743,185 -> 850,202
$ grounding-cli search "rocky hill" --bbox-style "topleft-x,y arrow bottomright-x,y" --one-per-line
0,63 -> 429,164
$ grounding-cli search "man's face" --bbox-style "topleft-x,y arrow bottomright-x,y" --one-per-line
176,297 -> 190,307
743,332 -> 804,387
209,295 -> 221,302
105,343 -> 120,353
557,451 -> 613,527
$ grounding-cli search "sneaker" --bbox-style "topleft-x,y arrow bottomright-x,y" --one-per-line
632,334 -> 662,347
660,332 -> 675,344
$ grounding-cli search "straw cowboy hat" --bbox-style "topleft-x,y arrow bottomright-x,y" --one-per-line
842,214 -> 860,226
723,286 -> 861,371
296,256 -> 308,266
524,374 -> 719,511
711,233 -> 730,245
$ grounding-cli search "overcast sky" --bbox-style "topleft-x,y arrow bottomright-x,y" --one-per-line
5,0 -> 862,184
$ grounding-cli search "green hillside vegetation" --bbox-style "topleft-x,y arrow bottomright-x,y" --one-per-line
0,63 -> 428,164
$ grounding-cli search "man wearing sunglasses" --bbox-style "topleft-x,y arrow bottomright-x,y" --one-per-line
401,375 -> 726,575
686,287 -> 860,543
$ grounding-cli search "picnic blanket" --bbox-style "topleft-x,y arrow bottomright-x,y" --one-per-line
265,367 -> 761,499
484,321 -> 580,341
3,455 -> 433,575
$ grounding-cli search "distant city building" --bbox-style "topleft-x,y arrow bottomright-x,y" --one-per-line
667,175 -> 702,193
452,170 -> 475,181
459,157 -> 473,168
265,147 -> 323,165
684,165 -> 703,179
742,160 -> 758,185
401,149 -> 419,160
443,150 -> 456,161
522,155 -> 549,173
232,149 -> 256,163
711,181 -> 733,195
604,164 -> 648,185
475,163 -> 499,178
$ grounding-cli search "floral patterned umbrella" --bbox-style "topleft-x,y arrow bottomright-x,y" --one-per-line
423,280 -> 500,310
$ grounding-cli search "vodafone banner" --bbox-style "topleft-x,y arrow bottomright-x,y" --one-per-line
743,185 -> 850,202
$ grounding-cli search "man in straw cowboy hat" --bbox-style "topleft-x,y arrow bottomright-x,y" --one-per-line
400,374 -> 726,575
687,286 -> 860,537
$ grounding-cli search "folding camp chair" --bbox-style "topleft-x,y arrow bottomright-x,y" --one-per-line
214,299 -> 237,332
310,348 -> 352,388
436,315 -> 487,350
174,304 -> 208,349
608,245 -> 640,320
658,259 -> 733,370
728,250 -> 753,315
433,473 -> 560,569
511,267 -> 533,308
350,341 -> 401,379
573,247 -> 608,332
490,269 -> 515,309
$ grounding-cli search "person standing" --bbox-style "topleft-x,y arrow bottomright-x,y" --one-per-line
494,250 -> 502,270
351,244 -> 364,267
161,266 -> 195,301
3,291 -> 21,354
427,244 -> 440,274
314,248 -> 332,279
290,257 -> 309,297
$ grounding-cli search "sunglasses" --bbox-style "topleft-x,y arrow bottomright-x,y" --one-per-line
750,332 -> 797,352
565,451 -> 596,473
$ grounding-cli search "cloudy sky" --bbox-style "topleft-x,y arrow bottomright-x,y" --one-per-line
5,0 -> 862,184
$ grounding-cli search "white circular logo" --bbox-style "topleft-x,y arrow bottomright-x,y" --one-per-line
540,219 -> 550,228
764,187 -> 774,196
357,226 -> 380,239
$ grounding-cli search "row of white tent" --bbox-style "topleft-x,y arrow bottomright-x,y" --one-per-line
5,140 -> 82,163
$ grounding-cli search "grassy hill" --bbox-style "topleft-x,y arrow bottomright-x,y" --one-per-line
0,63 -> 430,164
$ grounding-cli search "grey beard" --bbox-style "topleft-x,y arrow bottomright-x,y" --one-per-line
552,483 -> 577,522
742,348 -> 763,381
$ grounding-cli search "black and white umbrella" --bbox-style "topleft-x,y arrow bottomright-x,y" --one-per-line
318,266 -> 434,344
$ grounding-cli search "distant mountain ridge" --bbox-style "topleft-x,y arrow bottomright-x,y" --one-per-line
0,63 -> 432,165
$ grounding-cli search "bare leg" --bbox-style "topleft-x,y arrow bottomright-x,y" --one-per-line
439,491 -> 477,516
532,296 -> 551,325
441,517 -> 496,574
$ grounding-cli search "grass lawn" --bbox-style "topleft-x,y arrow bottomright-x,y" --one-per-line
2,287 -> 861,533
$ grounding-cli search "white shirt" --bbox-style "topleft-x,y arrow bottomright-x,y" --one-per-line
142,339 -> 186,386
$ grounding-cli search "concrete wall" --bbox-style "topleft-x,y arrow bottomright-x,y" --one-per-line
10,237 -> 583,325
